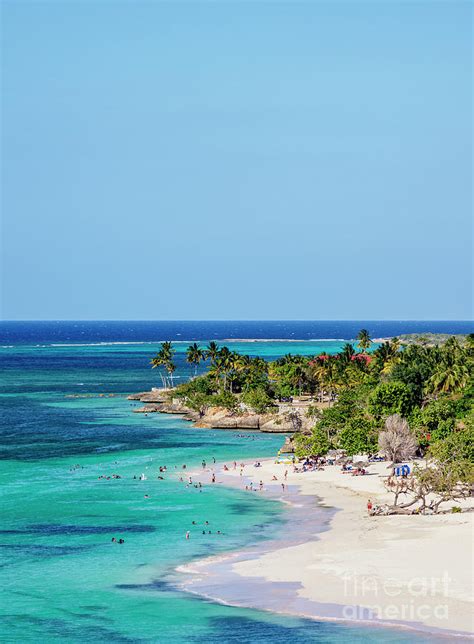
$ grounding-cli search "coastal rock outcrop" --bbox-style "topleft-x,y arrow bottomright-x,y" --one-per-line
129,390 -> 314,435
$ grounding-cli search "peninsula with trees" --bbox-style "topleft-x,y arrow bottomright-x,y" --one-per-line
130,330 -> 473,514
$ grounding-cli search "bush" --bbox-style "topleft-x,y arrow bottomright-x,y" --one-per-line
185,389 -> 238,413
294,427 -> 329,458
174,375 -> 215,399
212,391 -> 238,412
337,417 -> 378,456
429,426 -> 473,463
241,387 -> 276,414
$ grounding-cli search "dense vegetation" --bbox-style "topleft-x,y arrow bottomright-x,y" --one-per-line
151,331 -> 474,492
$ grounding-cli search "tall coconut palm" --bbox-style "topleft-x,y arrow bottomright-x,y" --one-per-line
186,343 -> 205,377
161,341 -> 174,360
166,360 -> 176,388
310,361 -> 327,402
217,347 -> 233,392
233,354 -> 252,390
150,350 -> 167,388
151,341 -> 175,388
209,359 -> 223,390
357,329 -> 372,353
205,341 -> 220,365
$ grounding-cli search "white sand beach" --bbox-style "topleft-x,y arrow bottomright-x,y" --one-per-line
186,458 -> 474,637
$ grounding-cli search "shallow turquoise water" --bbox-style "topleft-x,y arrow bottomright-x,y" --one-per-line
0,332 -> 440,642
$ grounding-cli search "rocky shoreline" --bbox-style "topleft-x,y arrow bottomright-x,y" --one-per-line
127,388 -> 312,446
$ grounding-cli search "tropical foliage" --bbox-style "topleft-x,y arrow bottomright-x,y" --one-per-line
152,332 -> 473,486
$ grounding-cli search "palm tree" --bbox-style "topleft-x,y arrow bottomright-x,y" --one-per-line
341,343 -> 356,364
166,360 -> 176,388
150,341 -> 175,388
291,363 -> 307,395
161,341 -> 173,360
374,340 -> 401,375
209,359 -> 223,390
205,341 -> 220,365
428,363 -> 469,394
233,353 -> 252,390
217,347 -> 233,392
150,350 -> 167,388
357,329 -> 372,353
186,343 -> 205,377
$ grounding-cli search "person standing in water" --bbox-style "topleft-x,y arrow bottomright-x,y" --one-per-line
185,531 -> 190,540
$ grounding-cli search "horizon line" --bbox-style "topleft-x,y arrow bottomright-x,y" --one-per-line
1,319 -> 473,324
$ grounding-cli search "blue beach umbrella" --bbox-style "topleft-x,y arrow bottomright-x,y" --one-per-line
394,464 -> 411,476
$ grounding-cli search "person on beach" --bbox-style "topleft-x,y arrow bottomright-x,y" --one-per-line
367,499 -> 373,514
284,470 -> 288,480
272,475 -> 278,481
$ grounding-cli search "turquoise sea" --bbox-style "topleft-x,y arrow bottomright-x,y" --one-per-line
2,322 -> 470,643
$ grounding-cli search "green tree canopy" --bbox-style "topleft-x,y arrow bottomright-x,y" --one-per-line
368,381 -> 414,419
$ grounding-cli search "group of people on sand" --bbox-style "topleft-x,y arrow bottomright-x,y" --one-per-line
292,458 -> 323,473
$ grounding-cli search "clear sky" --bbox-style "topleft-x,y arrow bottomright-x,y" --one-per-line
1,1 -> 472,320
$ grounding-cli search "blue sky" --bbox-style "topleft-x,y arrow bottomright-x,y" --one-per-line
2,1 -> 472,320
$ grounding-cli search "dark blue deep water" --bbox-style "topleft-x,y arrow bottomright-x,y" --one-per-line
1,319 -> 472,346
